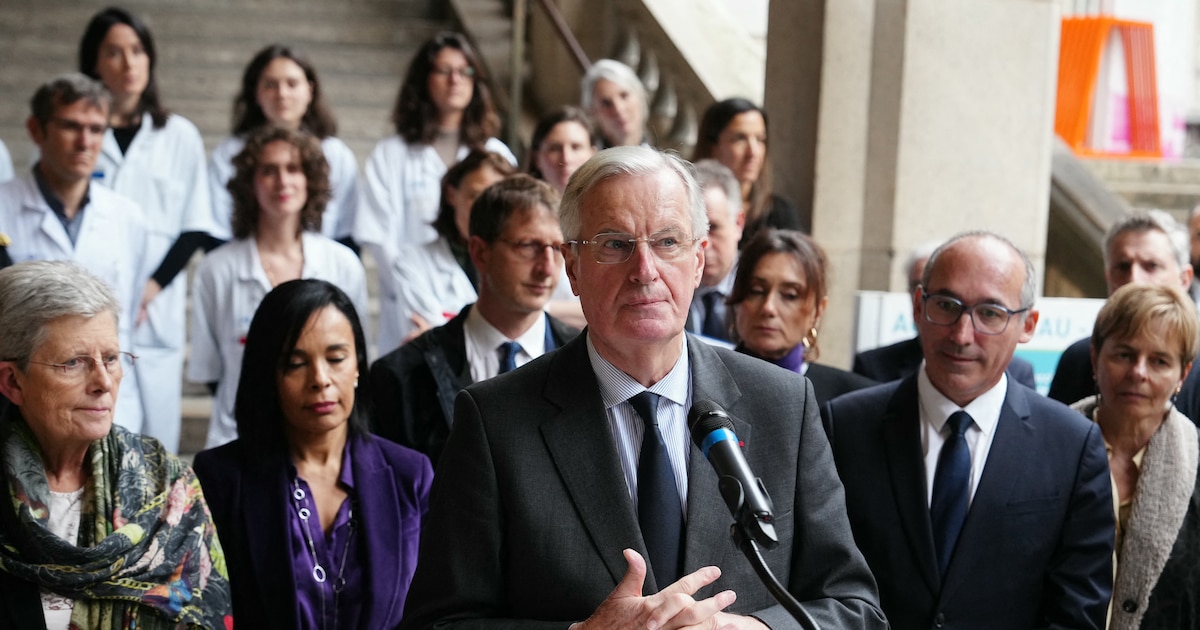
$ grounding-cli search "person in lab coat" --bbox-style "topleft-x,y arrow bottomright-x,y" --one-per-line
389,150 -> 513,350
354,32 -> 516,351
78,7 -> 219,453
209,44 -> 359,245
0,139 -> 12,183
0,73 -> 148,432
189,126 -> 367,449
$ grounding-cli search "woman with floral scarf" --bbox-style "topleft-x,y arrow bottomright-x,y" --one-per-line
0,260 -> 231,629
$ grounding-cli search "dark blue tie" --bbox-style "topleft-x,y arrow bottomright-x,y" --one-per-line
631,391 -> 682,588
701,291 -> 727,340
930,410 -> 973,576
497,341 -> 521,374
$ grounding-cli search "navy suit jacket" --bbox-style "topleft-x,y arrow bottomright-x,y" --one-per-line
823,376 -> 1114,630
194,434 -> 432,629
854,336 -> 1037,389
401,332 -> 886,629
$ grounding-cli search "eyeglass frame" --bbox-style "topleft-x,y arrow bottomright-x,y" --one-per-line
919,290 -> 1030,336
495,238 -> 564,261
566,230 -> 702,265
430,65 -> 476,80
4,351 -> 137,378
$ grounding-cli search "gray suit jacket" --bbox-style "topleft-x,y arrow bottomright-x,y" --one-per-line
401,332 -> 885,629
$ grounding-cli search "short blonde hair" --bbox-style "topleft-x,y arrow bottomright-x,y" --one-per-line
1091,283 -> 1199,368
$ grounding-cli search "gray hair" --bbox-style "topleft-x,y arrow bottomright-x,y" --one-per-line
1103,209 -> 1189,270
580,59 -> 649,124
29,72 -> 111,129
0,261 -> 119,369
922,230 -> 1037,310
560,146 -> 707,243
693,159 -> 741,223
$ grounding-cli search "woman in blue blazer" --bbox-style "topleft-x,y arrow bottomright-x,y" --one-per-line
195,279 -> 432,629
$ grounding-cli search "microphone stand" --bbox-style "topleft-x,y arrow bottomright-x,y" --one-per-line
719,478 -> 820,630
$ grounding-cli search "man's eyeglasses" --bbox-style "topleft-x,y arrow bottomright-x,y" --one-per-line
498,239 -> 563,261
567,230 -> 699,264
18,352 -> 137,380
921,292 -> 1028,336
431,66 -> 476,80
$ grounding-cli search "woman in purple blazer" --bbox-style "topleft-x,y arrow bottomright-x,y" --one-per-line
194,279 -> 432,629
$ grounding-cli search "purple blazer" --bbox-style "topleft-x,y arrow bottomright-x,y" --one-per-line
194,433 -> 431,629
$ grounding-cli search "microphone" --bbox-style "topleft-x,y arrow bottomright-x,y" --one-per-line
688,400 -> 778,547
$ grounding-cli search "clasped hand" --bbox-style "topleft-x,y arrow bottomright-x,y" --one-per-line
571,549 -> 768,630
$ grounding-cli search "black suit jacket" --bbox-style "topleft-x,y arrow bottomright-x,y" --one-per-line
854,335 -> 1037,389
824,377 -> 1114,629
401,332 -> 886,629
369,305 -> 579,465
1047,337 -> 1093,406
803,363 -> 876,407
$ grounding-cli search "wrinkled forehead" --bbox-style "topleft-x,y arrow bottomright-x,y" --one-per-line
578,171 -> 691,233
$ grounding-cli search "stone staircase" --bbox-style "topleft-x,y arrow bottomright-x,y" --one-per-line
1082,157 -> 1200,220
0,0 -> 452,456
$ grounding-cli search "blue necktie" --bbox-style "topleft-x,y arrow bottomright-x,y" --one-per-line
701,291 -> 727,340
930,410 -> 973,577
631,391 -> 682,588
497,341 -> 521,374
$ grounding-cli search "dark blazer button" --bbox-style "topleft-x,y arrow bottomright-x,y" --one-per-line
933,612 -> 945,627
1122,600 -> 1138,613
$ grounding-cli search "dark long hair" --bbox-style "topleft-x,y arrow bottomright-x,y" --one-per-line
78,6 -> 168,128
692,98 -> 773,226
231,44 -> 336,138
234,279 -> 372,457
389,32 -> 499,148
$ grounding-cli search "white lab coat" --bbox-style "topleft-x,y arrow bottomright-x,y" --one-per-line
92,113 -> 216,452
382,236 -> 576,354
354,135 -> 515,352
187,233 -> 368,448
0,175 -> 149,432
208,135 -> 359,241
0,139 -> 12,183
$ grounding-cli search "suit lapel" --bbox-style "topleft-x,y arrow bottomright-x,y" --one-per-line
883,377 -> 941,594
241,458 -> 298,628
540,334 -> 647,588
352,436 -> 403,626
939,383 -> 1032,601
683,340 -> 747,575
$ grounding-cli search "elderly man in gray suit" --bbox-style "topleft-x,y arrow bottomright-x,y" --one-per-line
402,146 -> 885,629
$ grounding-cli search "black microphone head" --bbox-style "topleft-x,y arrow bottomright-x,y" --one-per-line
688,400 -> 734,446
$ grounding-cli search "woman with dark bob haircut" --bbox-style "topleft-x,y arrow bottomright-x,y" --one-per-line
728,229 -> 874,406
693,98 -> 805,245
208,44 -> 360,244
188,126 -> 368,451
78,6 -> 220,454
195,279 -> 432,629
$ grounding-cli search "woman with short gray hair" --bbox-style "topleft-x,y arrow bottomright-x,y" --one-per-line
0,260 -> 230,629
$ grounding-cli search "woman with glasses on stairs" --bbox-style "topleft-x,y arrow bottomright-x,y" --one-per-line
353,31 -> 517,354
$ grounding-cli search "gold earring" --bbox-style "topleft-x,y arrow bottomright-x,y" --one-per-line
802,327 -> 818,351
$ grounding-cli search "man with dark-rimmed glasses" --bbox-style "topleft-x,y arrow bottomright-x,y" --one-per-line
824,230 -> 1114,630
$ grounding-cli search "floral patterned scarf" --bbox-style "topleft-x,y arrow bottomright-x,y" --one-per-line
0,418 -> 232,629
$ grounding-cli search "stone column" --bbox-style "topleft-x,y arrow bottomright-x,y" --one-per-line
766,0 -> 1061,368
